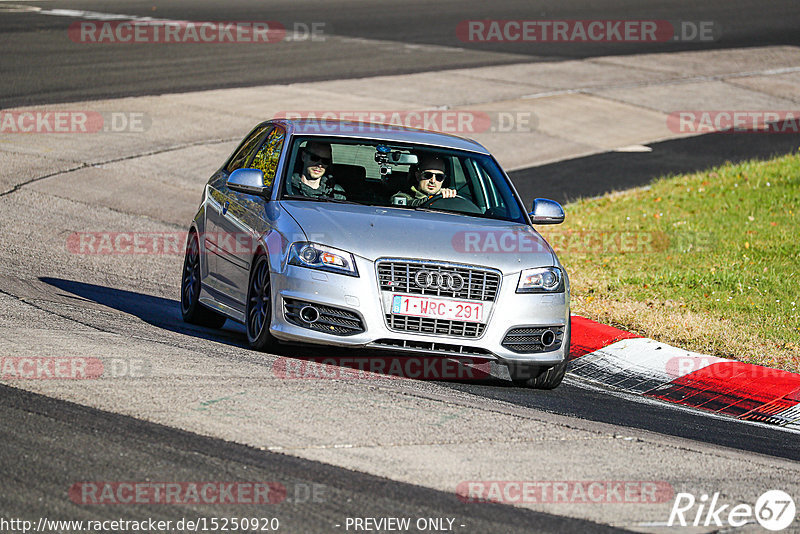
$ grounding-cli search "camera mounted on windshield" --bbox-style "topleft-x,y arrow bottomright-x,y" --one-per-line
375,145 -> 418,176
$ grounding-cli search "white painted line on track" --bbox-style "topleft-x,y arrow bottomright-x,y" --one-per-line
35,8 -> 172,22
520,65 -> 800,100
614,144 -> 652,152
0,3 -> 39,12
24,6 -> 471,55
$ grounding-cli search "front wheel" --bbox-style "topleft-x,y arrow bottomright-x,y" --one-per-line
510,318 -> 571,390
246,253 -> 277,351
527,355 -> 568,390
529,318 -> 571,390
181,231 -> 227,329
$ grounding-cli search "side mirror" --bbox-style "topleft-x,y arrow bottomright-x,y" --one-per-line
529,198 -> 565,224
227,168 -> 269,196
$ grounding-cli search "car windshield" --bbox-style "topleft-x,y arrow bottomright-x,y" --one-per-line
280,136 -> 527,223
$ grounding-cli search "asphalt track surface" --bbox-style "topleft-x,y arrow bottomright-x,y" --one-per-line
2,1 -> 800,532
0,384 -> 621,533
510,124 -> 800,203
2,0 -> 800,107
0,275 -> 795,530
25,277 -> 800,462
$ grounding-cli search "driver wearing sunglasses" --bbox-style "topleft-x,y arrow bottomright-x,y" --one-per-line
392,153 -> 457,207
289,141 -> 346,200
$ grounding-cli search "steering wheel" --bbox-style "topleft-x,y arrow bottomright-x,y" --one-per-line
419,193 -> 483,214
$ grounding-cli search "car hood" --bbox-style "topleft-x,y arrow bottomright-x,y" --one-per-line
280,201 -> 556,273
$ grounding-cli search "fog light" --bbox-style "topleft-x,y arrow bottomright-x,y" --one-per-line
299,305 -> 320,324
541,330 -> 556,347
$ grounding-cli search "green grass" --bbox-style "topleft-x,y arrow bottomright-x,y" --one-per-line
541,152 -> 800,371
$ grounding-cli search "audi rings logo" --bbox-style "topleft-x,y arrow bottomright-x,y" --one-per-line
414,270 -> 465,291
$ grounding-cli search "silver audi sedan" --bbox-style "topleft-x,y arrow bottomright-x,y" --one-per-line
181,119 -> 570,388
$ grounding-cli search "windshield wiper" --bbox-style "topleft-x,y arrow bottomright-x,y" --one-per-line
412,205 -> 490,219
413,205 -> 466,215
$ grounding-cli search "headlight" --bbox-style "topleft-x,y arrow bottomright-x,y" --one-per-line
288,242 -> 359,277
516,267 -> 563,293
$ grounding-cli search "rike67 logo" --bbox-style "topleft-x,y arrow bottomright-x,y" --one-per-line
668,490 -> 796,531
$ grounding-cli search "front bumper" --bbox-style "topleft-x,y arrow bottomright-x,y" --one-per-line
269,256 -> 569,366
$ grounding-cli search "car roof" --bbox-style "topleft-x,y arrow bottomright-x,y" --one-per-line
269,118 -> 491,154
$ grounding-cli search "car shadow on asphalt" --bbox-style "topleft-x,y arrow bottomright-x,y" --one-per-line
39,276 -> 251,348
38,276 -> 514,387
37,277 -> 800,458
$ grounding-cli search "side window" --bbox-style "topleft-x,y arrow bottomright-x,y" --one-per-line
250,127 -> 286,187
450,156 -> 467,190
464,159 -> 490,211
225,125 -> 270,173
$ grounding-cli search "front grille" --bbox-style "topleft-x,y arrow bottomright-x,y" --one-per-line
377,260 -> 501,301
385,313 -> 485,338
502,326 -> 564,353
372,338 -> 493,357
284,298 -> 365,336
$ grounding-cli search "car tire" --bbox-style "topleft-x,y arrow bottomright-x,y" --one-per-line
528,317 -> 571,390
509,363 -> 545,386
246,253 -> 277,351
510,317 -> 571,390
181,231 -> 227,329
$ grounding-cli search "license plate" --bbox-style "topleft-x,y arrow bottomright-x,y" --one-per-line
391,294 -> 484,323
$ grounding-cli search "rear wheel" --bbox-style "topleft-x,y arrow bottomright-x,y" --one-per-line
246,253 -> 277,351
180,231 -> 227,328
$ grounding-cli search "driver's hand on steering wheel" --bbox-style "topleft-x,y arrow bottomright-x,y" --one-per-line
440,188 -> 457,199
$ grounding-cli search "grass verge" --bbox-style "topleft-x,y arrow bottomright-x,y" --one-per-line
539,152 -> 800,373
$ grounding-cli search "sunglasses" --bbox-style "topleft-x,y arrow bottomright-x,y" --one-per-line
421,171 -> 446,182
306,152 -> 332,166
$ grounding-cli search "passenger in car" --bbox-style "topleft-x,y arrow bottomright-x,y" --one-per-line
290,142 -> 346,200
391,153 -> 457,206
